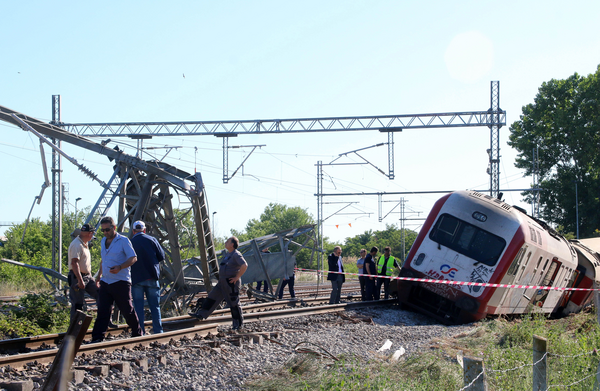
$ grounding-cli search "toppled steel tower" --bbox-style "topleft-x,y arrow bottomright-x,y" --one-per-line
0,105 -> 319,311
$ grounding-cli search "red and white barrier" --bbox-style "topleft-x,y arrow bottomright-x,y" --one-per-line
295,268 -> 600,292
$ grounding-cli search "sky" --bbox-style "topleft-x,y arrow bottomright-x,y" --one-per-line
1,1 -> 600,246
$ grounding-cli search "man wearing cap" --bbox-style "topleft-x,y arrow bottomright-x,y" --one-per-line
130,220 -> 165,334
67,223 -> 99,322
91,216 -> 142,342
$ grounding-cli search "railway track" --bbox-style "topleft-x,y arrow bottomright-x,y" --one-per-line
0,296 -> 396,369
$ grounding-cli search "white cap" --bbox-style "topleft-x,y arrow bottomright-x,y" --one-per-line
133,221 -> 146,231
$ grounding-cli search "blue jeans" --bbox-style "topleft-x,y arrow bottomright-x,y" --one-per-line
132,279 -> 163,334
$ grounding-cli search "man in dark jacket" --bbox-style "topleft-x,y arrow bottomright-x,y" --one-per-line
130,221 -> 165,335
327,246 -> 345,304
362,246 -> 378,301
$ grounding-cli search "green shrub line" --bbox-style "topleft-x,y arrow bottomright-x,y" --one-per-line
245,309 -> 600,390
0,292 -> 71,339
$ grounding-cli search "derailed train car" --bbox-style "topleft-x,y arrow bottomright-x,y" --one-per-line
396,191 -> 600,324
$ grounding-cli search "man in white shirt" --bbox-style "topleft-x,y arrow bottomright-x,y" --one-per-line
67,224 -> 98,322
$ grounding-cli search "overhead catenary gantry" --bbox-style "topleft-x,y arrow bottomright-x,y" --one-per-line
59,81 -> 505,196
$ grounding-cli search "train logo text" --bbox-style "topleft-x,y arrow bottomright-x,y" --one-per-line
440,264 -> 458,278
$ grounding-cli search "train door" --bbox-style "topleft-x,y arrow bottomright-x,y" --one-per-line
530,257 -> 561,307
508,251 -> 533,312
557,267 -> 581,310
495,246 -> 527,311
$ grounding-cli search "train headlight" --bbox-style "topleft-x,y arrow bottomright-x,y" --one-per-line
472,211 -> 487,222
456,297 -> 480,312
414,253 -> 426,266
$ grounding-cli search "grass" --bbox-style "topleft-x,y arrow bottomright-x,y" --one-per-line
0,279 -> 52,297
244,308 -> 600,390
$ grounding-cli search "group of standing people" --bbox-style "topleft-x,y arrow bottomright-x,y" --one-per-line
357,246 -> 400,301
69,217 -> 249,339
67,217 -> 167,342
326,245 -> 400,304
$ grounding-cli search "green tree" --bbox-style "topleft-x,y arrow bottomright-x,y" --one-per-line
508,65 -> 600,237
234,203 -> 315,241
232,203 -> 318,268
343,225 -> 417,263
0,211 -> 100,289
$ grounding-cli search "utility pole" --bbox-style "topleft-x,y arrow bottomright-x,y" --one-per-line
50,95 -> 63,288
400,197 -> 406,262
488,81 -> 502,198
316,161 -> 323,281
532,146 -> 540,218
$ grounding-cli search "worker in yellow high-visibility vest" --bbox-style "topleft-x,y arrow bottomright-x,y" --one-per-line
375,246 -> 401,300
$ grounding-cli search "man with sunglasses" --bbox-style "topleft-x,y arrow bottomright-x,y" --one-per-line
91,216 -> 142,342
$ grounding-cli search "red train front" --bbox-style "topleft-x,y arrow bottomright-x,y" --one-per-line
397,191 -> 581,324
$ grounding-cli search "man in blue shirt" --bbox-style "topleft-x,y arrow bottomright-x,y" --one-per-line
91,216 -> 142,342
189,236 -> 248,330
130,220 -> 165,335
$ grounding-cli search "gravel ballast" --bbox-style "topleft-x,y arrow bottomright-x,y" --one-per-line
0,304 -> 476,390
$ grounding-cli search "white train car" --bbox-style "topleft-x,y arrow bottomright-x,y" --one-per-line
397,191 -> 582,324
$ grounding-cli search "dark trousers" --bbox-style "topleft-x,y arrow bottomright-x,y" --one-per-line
197,277 -> 243,328
364,277 -> 376,301
92,280 -> 142,341
278,275 -> 296,299
329,275 -> 343,304
358,276 -> 366,301
375,277 -> 391,300
255,280 -> 269,293
68,271 -> 99,322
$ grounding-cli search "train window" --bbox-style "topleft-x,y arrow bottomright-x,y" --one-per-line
567,270 -> 579,288
529,227 -> 537,243
517,252 -> 532,281
507,247 -> 526,276
541,259 -> 561,286
429,214 -> 506,266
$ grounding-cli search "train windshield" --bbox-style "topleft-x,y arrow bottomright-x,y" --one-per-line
429,213 -> 506,266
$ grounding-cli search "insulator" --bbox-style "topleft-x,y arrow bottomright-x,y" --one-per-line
78,165 -> 99,181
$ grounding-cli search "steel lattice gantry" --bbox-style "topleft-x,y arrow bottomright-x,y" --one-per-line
62,110 -> 504,136
59,82 -> 505,197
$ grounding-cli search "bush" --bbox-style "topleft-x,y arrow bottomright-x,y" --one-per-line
0,292 -> 70,338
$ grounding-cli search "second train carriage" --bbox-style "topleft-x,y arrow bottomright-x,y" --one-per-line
397,190 -> 598,324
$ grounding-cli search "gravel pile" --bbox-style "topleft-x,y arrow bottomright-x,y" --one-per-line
0,304 -> 476,390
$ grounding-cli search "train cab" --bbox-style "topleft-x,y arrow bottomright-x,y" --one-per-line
397,190 -> 578,324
